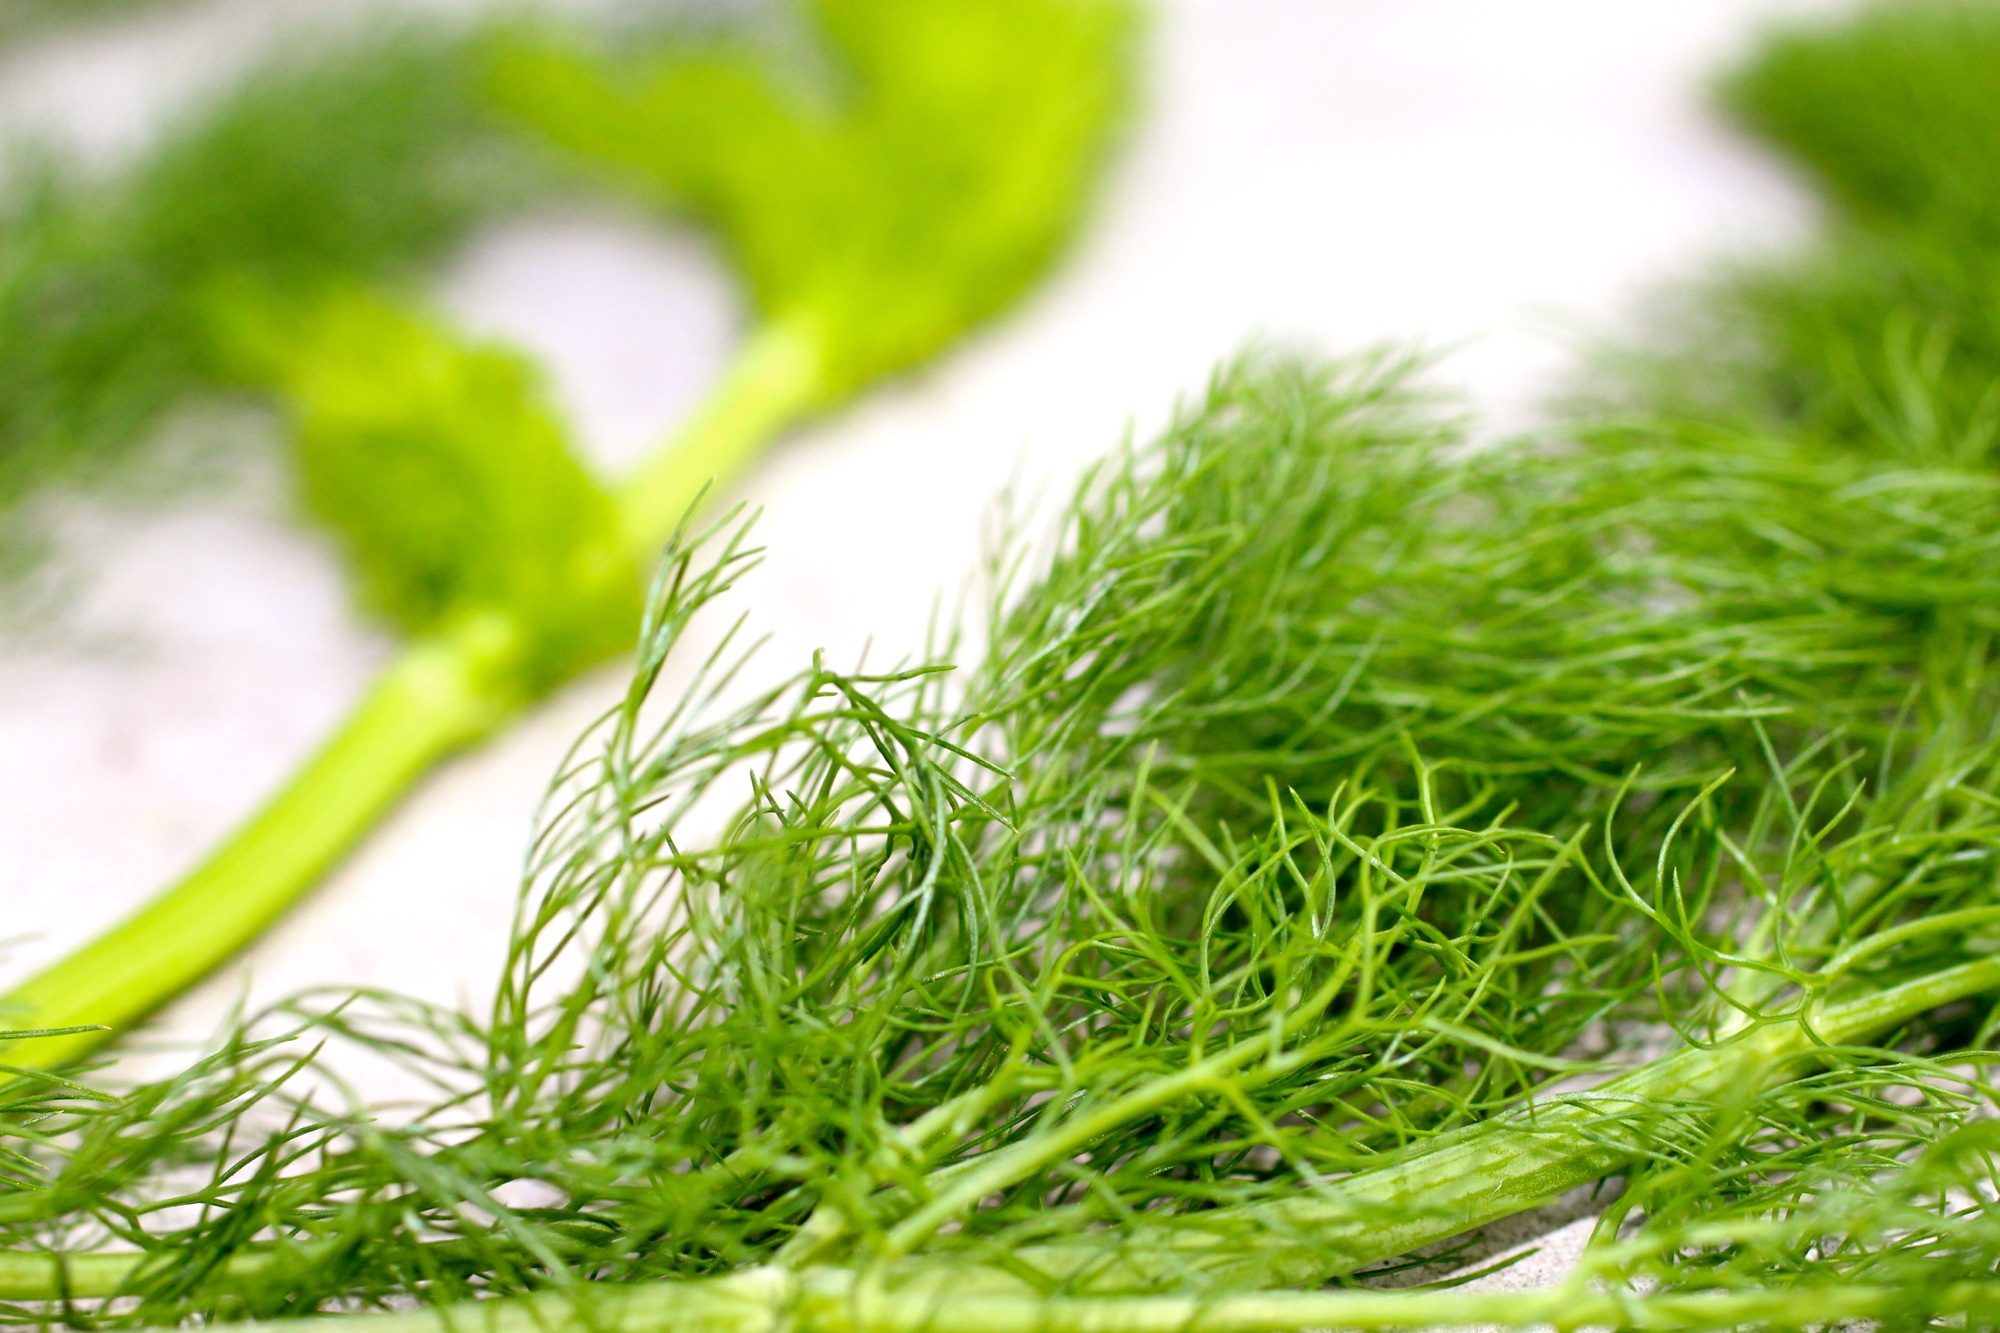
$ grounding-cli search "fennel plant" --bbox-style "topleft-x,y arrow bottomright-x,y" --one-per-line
1,345 -> 1999,1330
0,0 -> 1135,1070
4,3 -> 2000,1328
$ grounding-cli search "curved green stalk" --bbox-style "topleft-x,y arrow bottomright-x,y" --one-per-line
1,0 -> 1129,1081
0,624 -> 513,1072
617,318 -> 825,553
206,1268 -> 2000,1333
0,320 -> 826,1073
28,1249 -> 1995,1332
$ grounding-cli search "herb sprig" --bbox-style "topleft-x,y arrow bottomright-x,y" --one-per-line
3,340 -> 1999,1326
9,2 -> 2000,1327
1,0 -> 1135,1071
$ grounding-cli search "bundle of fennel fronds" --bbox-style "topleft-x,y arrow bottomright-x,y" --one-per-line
8,1 -> 2000,1330
8,333 -> 2000,1328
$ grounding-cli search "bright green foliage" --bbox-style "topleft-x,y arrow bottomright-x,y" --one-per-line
0,23 -> 529,520
488,0 -> 1135,399
3,352 -> 2000,1327
15,3 -> 2000,1328
228,290 -> 640,694
1,0 -> 1137,1076
1605,0 -> 2000,467
1724,0 -> 2000,245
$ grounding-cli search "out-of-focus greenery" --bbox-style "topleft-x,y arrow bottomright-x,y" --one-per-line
488,0 -> 1136,400
1603,0 -> 2000,468
0,0 -> 162,43
1728,0 -> 2000,245
1,0 -> 1140,1078
0,0 -> 1137,545
227,289 -> 640,696
0,22 -> 534,520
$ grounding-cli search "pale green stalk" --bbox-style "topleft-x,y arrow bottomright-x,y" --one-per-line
0,319 -> 827,1073
0,1251 -> 284,1305
618,319 -> 824,553
80,1255 -> 2000,1333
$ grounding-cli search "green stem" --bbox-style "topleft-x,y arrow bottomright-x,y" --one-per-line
996,954 -> 2000,1293
0,1250 -> 282,1304
0,317 -> 828,1071
61,1264 -> 2000,1333
616,315 -> 826,555
798,1276 -> 2000,1333
0,622 -> 516,1073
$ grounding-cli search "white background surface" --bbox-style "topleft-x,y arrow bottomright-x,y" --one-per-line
0,0 -> 1851,1288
